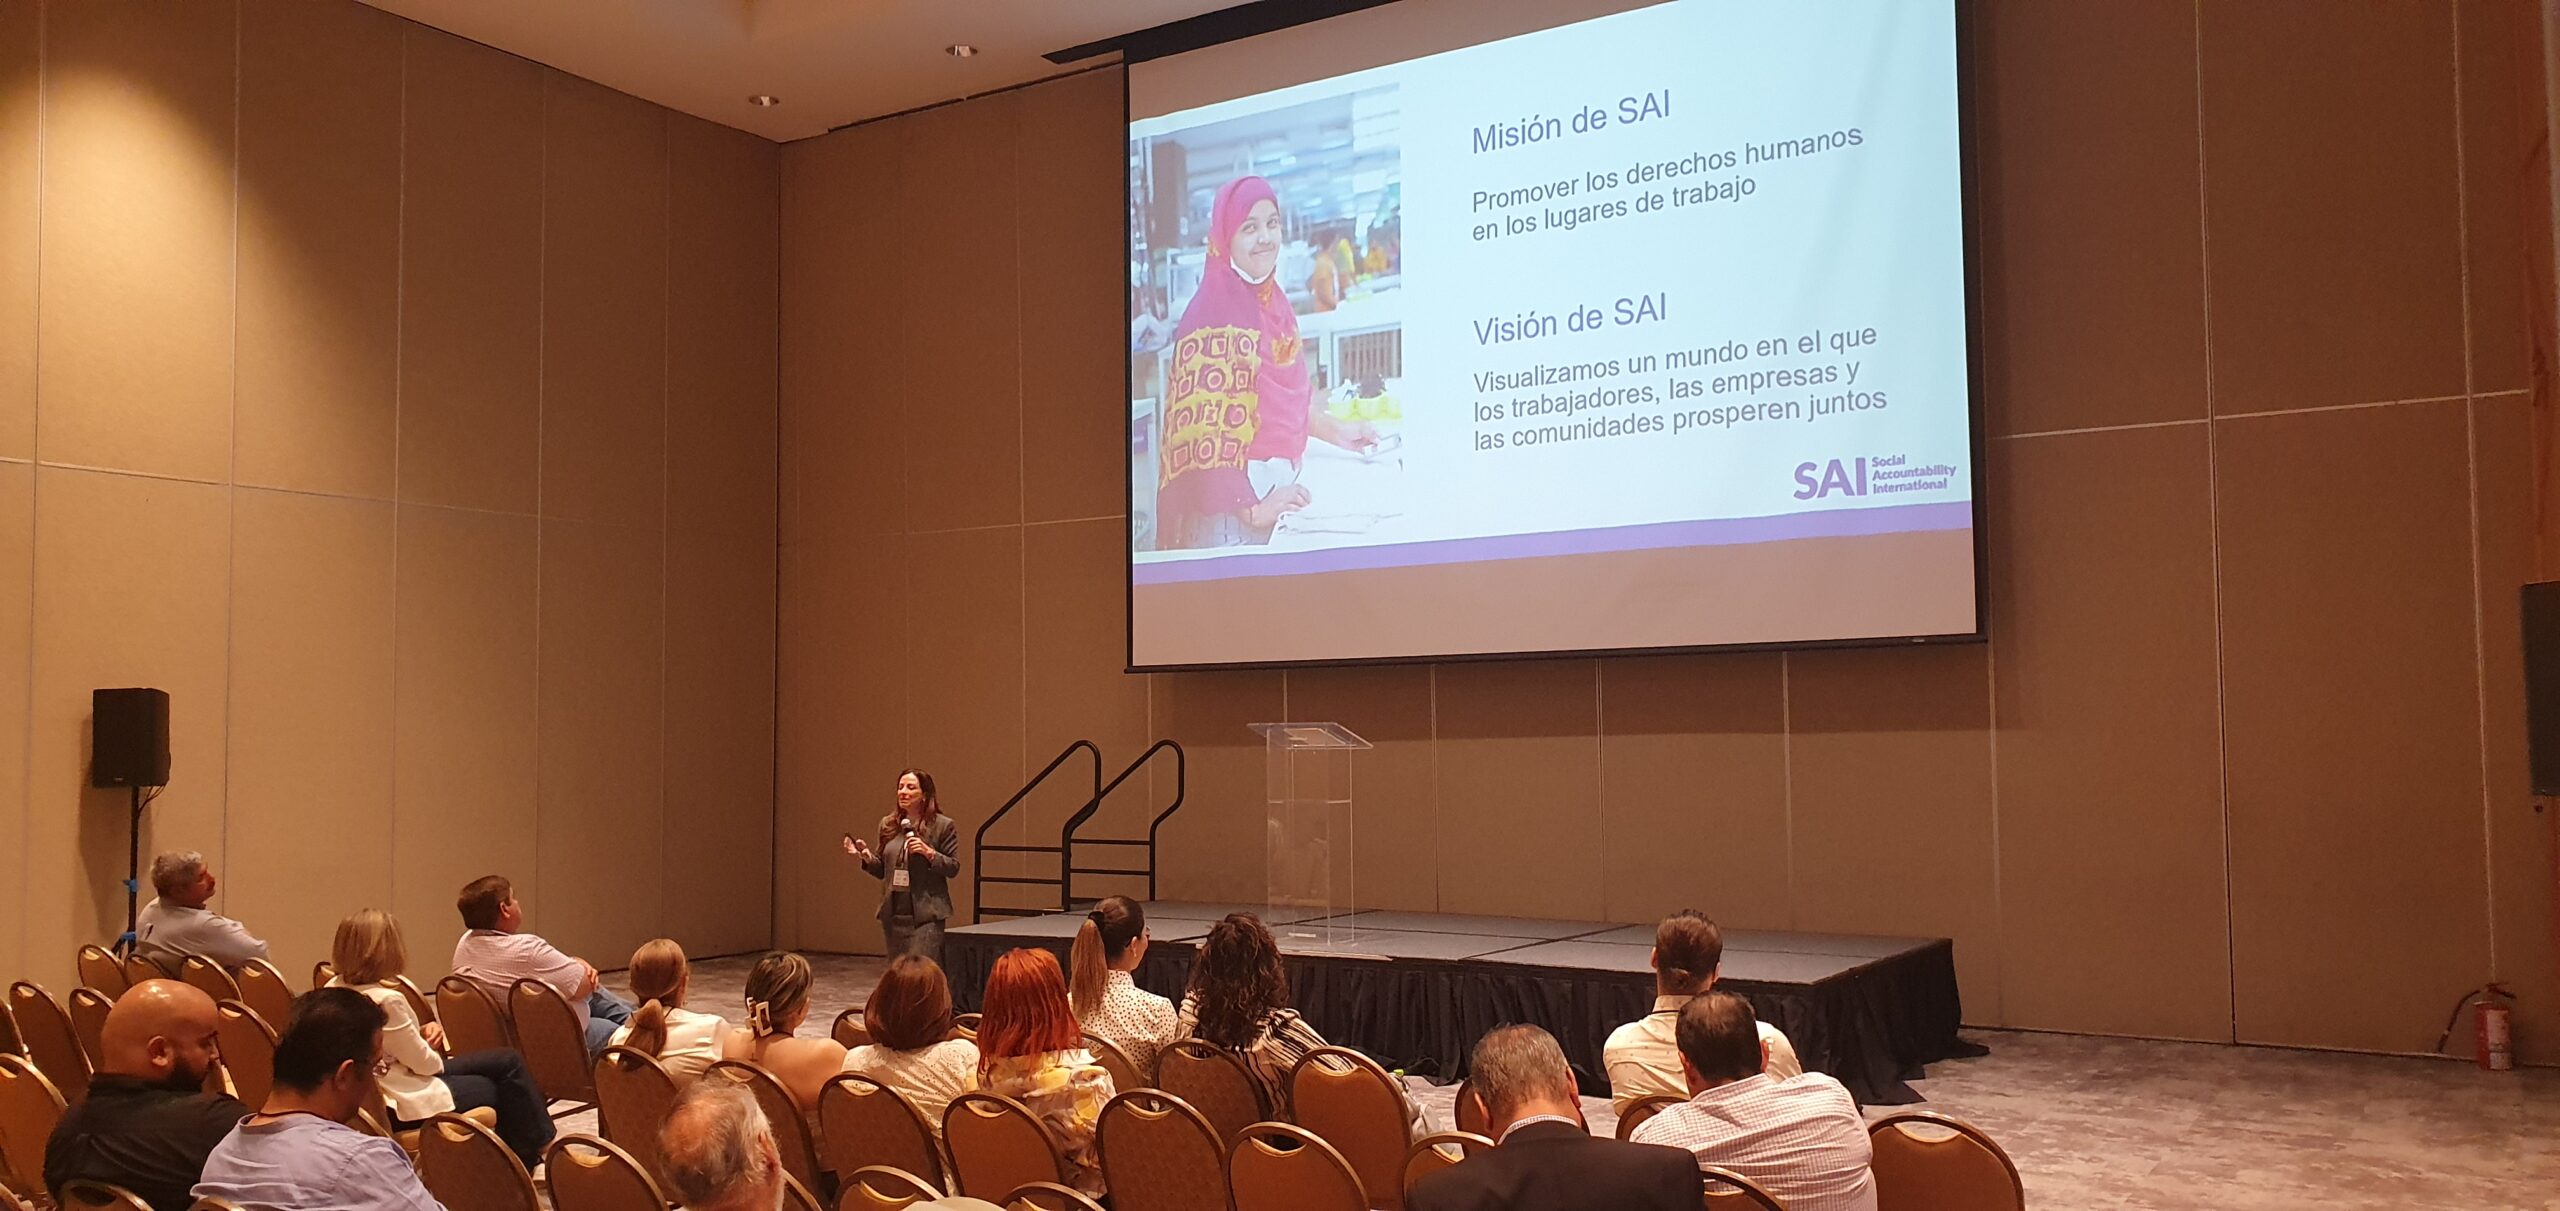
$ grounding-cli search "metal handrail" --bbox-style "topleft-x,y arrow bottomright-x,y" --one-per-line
1062,740 -> 1187,904
971,740 -> 1101,922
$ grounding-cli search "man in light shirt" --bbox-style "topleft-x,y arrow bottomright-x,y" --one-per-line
193,988 -> 446,1211
449,875 -> 631,1056
133,850 -> 270,969
1630,991 -> 1877,1211
1603,909 -> 1801,1114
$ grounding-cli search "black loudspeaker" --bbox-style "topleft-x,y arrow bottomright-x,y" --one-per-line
2524,584 -> 2560,795
91,687 -> 170,789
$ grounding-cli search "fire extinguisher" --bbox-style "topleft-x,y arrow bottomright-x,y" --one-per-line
2437,984 -> 2516,1071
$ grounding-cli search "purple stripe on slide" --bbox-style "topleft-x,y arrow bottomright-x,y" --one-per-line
1132,500 -> 1973,585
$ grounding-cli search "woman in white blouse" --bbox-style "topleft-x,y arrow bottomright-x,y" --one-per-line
1068,896 -> 1177,1076
841,954 -> 980,1131
608,938 -> 728,1084
328,909 -> 555,1167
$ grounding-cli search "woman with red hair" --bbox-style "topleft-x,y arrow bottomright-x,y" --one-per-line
976,948 -> 1116,1194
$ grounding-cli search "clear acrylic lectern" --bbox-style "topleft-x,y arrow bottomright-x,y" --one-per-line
1250,722 -> 1370,945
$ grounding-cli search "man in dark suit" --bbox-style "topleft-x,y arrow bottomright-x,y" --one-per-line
1412,1024 -> 1705,1211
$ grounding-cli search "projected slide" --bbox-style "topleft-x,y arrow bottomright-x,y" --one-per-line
1128,0 -> 1976,668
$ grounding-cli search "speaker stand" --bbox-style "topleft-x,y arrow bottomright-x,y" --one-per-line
119,784 -> 146,956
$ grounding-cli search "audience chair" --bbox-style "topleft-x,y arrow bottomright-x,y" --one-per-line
76,945 -> 127,998
0,995 -> 22,1059
1615,1092 -> 1686,1140
779,1172 -> 823,1211
57,1181 -> 153,1210
1869,1110 -> 2024,1211
705,1060 -> 828,1199
831,1006 -> 871,1050
370,1085 -> 499,1159
385,975 -> 438,1031
1227,1121 -> 1365,1211
1702,1165 -> 1789,1208
416,1111 -> 541,1211
68,986 -> 113,1071
434,975 -> 513,1055
233,959 -> 296,1033
119,953 -> 171,991
179,955 -> 243,1004
189,1199 -> 248,1211
310,960 -> 335,991
7,982 -> 91,1103
838,1165 -> 947,1210
0,1054 -> 69,1197
1452,1079 -> 1487,1136
951,1012 -> 981,1040
1289,1046 -> 1411,1209
594,1045 -> 684,1193
1081,1033 -> 1142,1096
1096,1088 -> 1226,1211
1402,1131 -> 1492,1196
2,1185 -> 29,1211
509,977 -> 597,1114
543,1134 -> 671,1211
1003,1181 -> 1106,1211
1156,1038 -> 1268,1146
819,1073 -> 946,1191
214,1000 -> 278,1112
942,1091 -> 1069,1200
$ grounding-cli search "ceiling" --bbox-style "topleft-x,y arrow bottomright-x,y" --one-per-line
358,0 -> 1238,142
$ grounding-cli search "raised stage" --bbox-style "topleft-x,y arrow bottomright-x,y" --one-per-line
944,902 -> 1979,1105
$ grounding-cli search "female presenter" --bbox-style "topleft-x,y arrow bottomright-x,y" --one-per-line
1156,174 -> 1376,549
841,769 -> 962,962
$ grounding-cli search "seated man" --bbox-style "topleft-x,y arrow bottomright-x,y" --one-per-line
133,850 -> 270,969
450,874 -> 632,1056
1630,992 -> 1876,1211
1603,909 -> 1800,1114
44,980 -> 248,1211
661,1081 -> 790,1211
193,988 -> 447,1211
1410,1025 -> 1701,1211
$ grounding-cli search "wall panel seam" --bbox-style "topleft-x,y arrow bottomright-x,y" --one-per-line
2450,0 -> 2499,975
220,0 -> 243,911
2193,0 -> 2239,1044
388,22 -> 409,913
18,0 -> 45,974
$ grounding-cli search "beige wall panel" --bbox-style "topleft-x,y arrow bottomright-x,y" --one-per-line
2470,395 -> 2554,1062
665,114 -> 779,958
235,0 -> 400,498
542,73 -> 668,526
774,530 -> 904,953
1023,519 -> 1152,869
2199,2 -> 2463,414
391,505 -> 538,957
537,517 -> 665,964
2218,402 -> 2487,1052
1597,653 -> 1789,927
1150,670 -> 1283,904
1971,0 -> 2206,435
1990,426 -> 2230,1040
779,122 -> 904,546
28,469 -> 229,974
1284,663 -> 1438,912
1788,646 -> 2000,1021
2457,0 -> 2533,395
1017,69 -> 1129,525
0,0 -> 35,459
0,464 -> 31,980
36,1 -> 235,479
902,525 -> 1026,922
224,489 -> 395,978
1435,661 -> 1602,920
399,27 -> 541,514
895,94 -> 1022,533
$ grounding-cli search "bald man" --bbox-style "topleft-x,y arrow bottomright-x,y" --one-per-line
45,979 -> 249,1211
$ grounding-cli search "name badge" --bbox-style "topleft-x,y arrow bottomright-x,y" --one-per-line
892,866 -> 911,890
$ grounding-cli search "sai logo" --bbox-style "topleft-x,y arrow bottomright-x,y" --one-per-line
1792,458 -> 1867,500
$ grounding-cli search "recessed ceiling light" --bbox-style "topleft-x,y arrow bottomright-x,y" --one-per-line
946,44 -> 978,59
747,94 -> 781,107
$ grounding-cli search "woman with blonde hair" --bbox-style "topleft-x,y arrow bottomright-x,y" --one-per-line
718,951 -> 847,1118
329,908 -> 553,1167
608,938 -> 729,1084
1068,895 -> 1176,1076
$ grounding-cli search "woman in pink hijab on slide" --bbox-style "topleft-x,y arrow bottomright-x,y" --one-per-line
1155,175 -> 1378,549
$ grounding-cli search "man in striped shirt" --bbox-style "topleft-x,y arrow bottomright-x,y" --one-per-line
1630,991 -> 1878,1211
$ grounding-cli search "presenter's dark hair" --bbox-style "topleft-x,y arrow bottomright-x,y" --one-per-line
898,768 -> 940,820
1069,896 -> 1146,1017
865,955 -> 955,1052
273,987 -> 386,1091
1185,913 -> 1290,1049
1673,990 -> 1764,1085
1654,909 -> 1724,996
457,875 -> 513,930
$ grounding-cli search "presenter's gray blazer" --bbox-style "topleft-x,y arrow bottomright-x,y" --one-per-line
861,812 -> 963,925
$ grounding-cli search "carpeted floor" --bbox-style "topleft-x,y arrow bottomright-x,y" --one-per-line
614,953 -> 2560,1210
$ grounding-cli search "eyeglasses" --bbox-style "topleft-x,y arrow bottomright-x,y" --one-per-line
368,1055 -> 396,1078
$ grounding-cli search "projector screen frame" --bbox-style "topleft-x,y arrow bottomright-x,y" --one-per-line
1120,0 -> 1991,674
